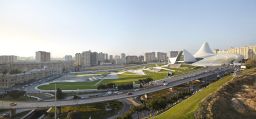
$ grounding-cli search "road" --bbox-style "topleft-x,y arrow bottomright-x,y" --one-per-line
107,99 -> 132,119
0,66 -> 234,109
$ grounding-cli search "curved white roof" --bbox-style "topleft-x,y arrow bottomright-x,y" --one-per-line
194,42 -> 214,58
192,54 -> 244,66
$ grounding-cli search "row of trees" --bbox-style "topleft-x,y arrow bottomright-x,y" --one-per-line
117,89 -> 194,119
245,59 -> 256,68
1,68 -> 23,75
97,83 -> 134,90
97,78 -> 154,90
138,78 -> 153,85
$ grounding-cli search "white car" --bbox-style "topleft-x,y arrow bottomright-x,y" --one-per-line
163,83 -> 168,86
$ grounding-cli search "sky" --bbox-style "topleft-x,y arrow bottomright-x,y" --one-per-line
0,0 -> 256,58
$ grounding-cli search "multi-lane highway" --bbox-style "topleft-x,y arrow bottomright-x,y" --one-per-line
0,66 -> 234,109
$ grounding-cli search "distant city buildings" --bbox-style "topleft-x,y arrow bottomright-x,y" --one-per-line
90,52 -> 98,66
138,55 -> 144,63
126,56 -> 139,64
157,52 -> 167,62
0,61 -> 73,89
216,45 -> 256,59
145,52 -> 156,63
97,52 -> 106,64
74,51 -> 110,67
81,51 -> 91,67
0,55 -> 17,64
75,53 -> 82,66
114,55 -> 122,65
64,55 -> 73,61
36,51 -> 50,62
121,53 -> 126,64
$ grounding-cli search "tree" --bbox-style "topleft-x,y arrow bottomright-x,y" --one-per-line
9,69 -> 22,74
56,88 -> 64,100
147,97 -> 168,110
245,59 -> 256,68
73,95 -> 81,100
7,90 -> 26,99
2,69 -> 8,75
67,111 -> 82,119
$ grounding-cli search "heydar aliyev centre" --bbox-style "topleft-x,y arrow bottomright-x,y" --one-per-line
168,42 -> 244,66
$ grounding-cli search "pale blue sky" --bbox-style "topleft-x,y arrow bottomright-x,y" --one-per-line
0,0 -> 255,57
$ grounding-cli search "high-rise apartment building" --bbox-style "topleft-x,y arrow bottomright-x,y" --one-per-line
138,55 -> 144,63
145,52 -> 156,63
36,51 -> 50,62
157,52 -> 167,62
0,55 -> 17,64
114,55 -> 121,64
121,53 -> 126,64
75,53 -> 81,66
64,55 -> 72,61
97,52 -> 105,64
126,56 -> 139,64
105,53 -> 108,61
90,52 -> 98,66
81,51 -> 91,67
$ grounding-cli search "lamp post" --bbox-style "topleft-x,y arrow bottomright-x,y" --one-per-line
54,83 -> 57,119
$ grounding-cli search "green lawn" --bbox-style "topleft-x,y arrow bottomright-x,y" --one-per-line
38,65 -> 200,90
37,80 -> 100,90
155,75 -> 233,119
101,70 -> 169,85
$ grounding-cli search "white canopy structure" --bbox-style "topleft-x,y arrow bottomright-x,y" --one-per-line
192,54 -> 244,66
168,49 -> 196,64
194,42 -> 214,58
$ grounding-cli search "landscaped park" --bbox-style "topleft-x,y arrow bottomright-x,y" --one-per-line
37,64 -> 201,90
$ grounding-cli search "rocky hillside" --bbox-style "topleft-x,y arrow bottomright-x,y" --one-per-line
195,69 -> 256,119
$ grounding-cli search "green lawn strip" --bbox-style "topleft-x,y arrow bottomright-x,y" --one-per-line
101,74 -> 147,85
101,70 -> 169,85
37,80 -> 100,90
75,74 -> 101,77
155,75 -> 233,119
143,70 -> 169,80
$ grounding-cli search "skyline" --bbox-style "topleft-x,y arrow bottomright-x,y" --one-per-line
0,0 -> 256,57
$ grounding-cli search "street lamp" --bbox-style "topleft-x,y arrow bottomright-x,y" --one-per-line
54,83 -> 57,119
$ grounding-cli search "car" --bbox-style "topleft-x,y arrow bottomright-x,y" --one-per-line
127,92 -> 133,95
163,83 -> 168,86
9,102 -> 17,106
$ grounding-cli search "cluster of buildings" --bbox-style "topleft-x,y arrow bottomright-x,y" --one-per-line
1,43 -> 255,89
0,51 -> 73,89
215,45 -> 256,60
144,52 -> 167,63
74,51 -> 111,67
168,42 -> 255,67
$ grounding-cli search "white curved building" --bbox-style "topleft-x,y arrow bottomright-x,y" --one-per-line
194,42 -> 214,58
192,54 -> 244,66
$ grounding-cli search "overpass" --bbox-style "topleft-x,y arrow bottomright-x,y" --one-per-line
0,66 -> 234,109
